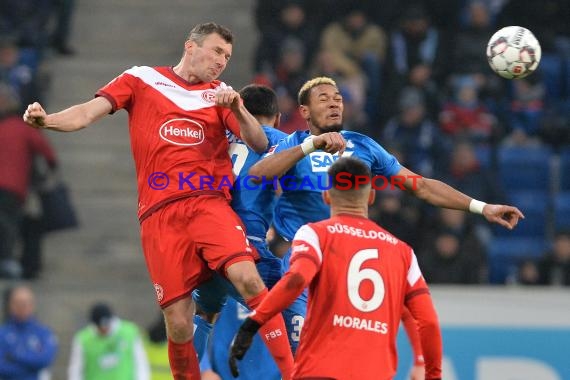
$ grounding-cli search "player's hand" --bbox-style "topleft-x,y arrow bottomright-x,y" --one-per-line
228,317 -> 261,378
409,364 -> 425,380
215,85 -> 241,111
312,132 -> 346,155
482,204 -> 525,229
23,102 -> 47,129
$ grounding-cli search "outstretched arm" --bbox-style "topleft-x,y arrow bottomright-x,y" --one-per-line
398,167 -> 524,229
249,132 -> 346,180
23,97 -> 112,132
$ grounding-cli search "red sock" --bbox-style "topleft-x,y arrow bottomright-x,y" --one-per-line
167,339 -> 201,380
247,289 -> 294,380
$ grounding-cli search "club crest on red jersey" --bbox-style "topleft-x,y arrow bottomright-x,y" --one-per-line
201,90 -> 216,103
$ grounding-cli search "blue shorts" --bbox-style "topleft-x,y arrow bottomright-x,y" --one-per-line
280,247 -> 307,354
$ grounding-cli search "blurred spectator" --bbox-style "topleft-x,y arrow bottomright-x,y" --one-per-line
419,225 -> 486,284
517,259 -> 541,285
369,189 -> 422,248
319,6 -> 386,125
50,0 -> 77,55
496,0 -> 570,55
0,37 -> 40,107
273,86 -> 305,134
442,140 -> 504,203
254,1 -> 319,75
0,0 -> 52,51
68,302 -> 150,380
143,313 -> 169,380
439,76 -> 497,143
382,87 -> 450,177
383,4 -> 445,120
0,83 -> 57,279
448,1 -> 506,112
272,39 -> 309,101
0,285 -> 58,380
502,75 -> 545,146
521,230 -> 570,286
310,50 -> 367,130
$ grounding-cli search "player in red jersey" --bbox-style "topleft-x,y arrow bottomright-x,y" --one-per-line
230,156 -> 443,380
22,23 -> 293,380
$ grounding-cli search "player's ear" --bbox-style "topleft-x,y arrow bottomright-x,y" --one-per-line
323,190 -> 331,205
274,112 -> 281,129
368,189 -> 375,206
299,105 -> 310,121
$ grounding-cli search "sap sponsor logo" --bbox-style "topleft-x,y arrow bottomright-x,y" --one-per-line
159,118 -> 204,146
309,151 -> 353,172
333,314 -> 388,334
292,244 -> 310,253
201,90 -> 217,103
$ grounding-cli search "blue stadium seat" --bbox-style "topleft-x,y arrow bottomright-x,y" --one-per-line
560,147 -> 570,192
554,192 -> 570,231
536,54 -> 563,101
497,146 -> 552,191
493,190 -> 549,238
487,237 -> 549,284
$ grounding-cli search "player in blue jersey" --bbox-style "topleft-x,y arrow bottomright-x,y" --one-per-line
192,85 -> 290,376
249,76 -> 524,359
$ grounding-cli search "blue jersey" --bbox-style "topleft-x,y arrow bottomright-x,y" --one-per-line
209,298 -> 280,380
270,130 -> 402,241
228,126 -> 287,239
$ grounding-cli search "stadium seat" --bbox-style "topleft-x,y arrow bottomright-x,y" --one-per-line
493,190 -> 549,238
560,147 -> 570,192
537,54 -> 564,101
554,192 -> 570,231
487,237 -> 549,284
497,146 -> 552,191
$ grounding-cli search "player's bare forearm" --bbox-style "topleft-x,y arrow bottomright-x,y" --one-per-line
233,103 -> 268,153
412,176 -> 471,211
249,145 -> 305,182
24,97 -> 112,132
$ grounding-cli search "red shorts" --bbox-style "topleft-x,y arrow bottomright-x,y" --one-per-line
140,194 -> 258,307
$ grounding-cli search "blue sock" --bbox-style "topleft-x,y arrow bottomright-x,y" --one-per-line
193,314 -> 213,361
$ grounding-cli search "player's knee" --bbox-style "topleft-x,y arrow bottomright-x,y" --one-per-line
163,310 -> 194,342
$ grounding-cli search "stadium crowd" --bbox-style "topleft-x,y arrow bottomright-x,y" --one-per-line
252,0 -> 570,285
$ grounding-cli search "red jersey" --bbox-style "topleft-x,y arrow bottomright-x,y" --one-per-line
0,115 -> 57,202
96,66 -> 242,220
290,214 -> 430,380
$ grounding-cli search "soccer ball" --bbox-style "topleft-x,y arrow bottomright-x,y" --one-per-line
486,26 -> 541,79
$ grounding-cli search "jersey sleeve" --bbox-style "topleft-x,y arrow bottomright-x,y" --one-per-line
290,224 -> 323,269
220,107 -> 242,139
404,250 -> 430,301
369,137 -> 402,177
263,133 -> 295,158
95,68 -> 139,113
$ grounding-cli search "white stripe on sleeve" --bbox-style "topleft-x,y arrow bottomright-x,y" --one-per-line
292,224 -> 323,263
407,249 -> 422,286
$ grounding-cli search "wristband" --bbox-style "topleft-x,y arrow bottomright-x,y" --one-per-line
469,199 -> 487,214
300,139 -> 316,155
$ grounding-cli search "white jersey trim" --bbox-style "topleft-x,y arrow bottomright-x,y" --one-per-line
124,66 -> 222,111
293,225 -> 323,263
407,250 -> 422,286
